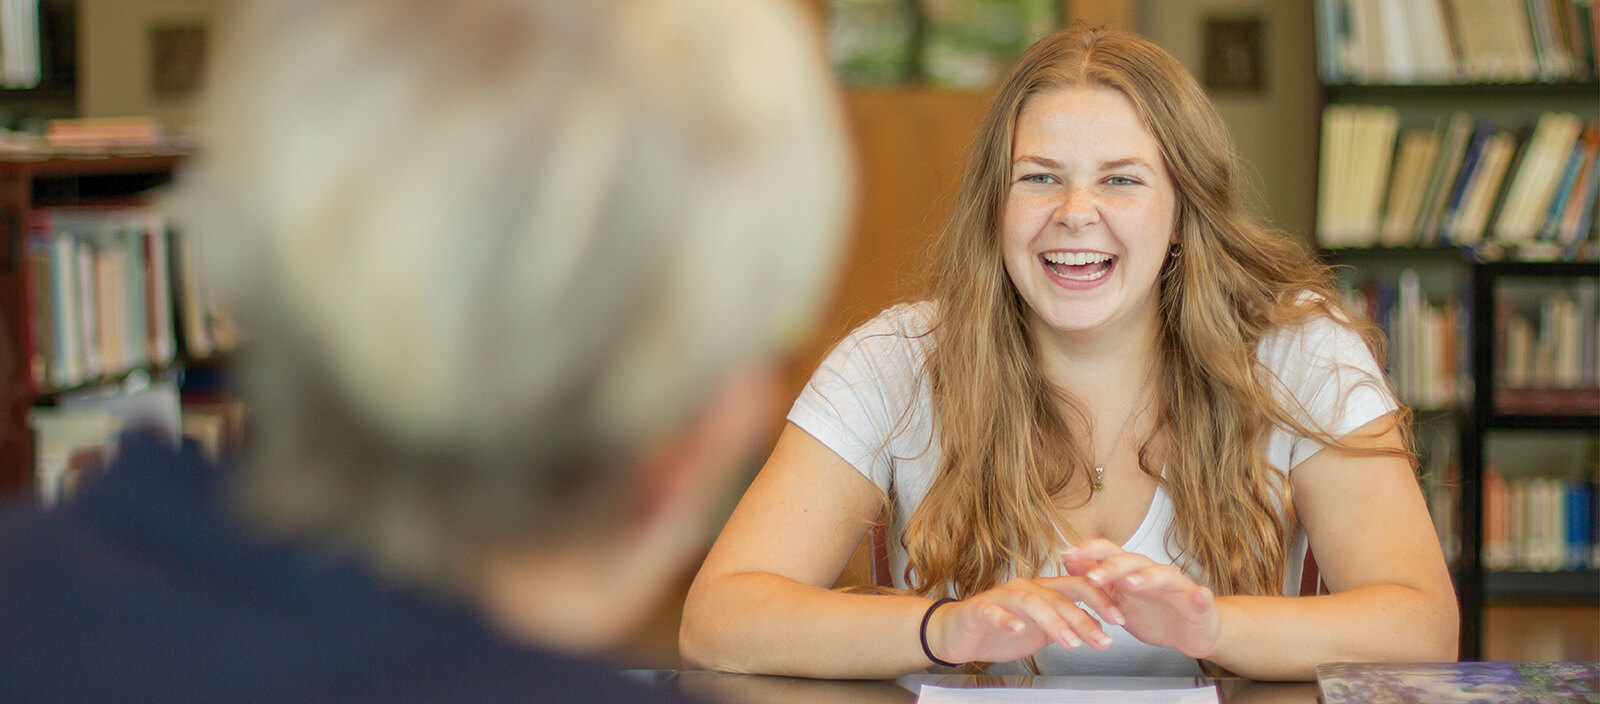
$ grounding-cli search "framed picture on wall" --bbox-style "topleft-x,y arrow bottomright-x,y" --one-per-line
827,0 -> 1059,89
1202,17 -> 1263,93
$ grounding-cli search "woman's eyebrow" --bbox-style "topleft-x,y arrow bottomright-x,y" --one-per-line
1100,157 -> 1155,172
1012,155 -> 1062,169
1012,155 -> 1155,172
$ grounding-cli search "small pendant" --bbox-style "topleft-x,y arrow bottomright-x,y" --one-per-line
1093,466 -> 1104,491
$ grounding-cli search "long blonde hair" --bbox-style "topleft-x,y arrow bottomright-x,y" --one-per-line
903,27 -> 1408,602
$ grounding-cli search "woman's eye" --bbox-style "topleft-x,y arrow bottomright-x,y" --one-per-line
1020,173 -> 1056,184
1106,176 -> 1140,186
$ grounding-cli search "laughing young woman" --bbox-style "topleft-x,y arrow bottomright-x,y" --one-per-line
679,27 -> 1457,681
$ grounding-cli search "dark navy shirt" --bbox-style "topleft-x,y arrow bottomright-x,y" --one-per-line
0,431 -> 695,704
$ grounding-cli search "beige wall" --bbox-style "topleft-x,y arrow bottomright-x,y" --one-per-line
1141,0 -> 1319,241
78,0 -> 229,130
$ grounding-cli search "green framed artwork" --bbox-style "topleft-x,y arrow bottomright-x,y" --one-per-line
827,0 -> 1059,89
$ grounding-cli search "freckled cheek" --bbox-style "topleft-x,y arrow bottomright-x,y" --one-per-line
1002,197 -> 1053,238
999,222 -> 1035,278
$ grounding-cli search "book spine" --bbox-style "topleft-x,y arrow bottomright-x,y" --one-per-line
50,232 -> 80,388
1566,481 -> 1593,569
145,214 -> 175,366
1418,113 -> 1476,243
1570,149 -> 1600,240
76,242 -> 99,381
1486,465 -> 1507,569
1317,106 -> 1346,246
1316,0 -> 1347,82
1440,125 -> 1494,244
122,224 -> 148,371
1577,0 -> 1599,77
1537,141 -> 1586,240
1555,123 -> 1598,242
24,212 -> 53,394
1576,279 -> 1597,388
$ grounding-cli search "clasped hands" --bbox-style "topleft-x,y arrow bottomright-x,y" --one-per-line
925,539 -> 1221,667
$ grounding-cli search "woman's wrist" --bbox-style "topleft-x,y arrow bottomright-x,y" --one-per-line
1192,594 -> 1237,661
920,598 -> 960,667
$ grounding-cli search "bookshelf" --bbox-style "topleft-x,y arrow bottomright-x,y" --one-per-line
1314,0 -> 1600,660
1470,262 -> 1599,610
0,150 -> 238,501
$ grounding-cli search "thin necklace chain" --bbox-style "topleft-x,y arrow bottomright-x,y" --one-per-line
1093,356 -> 1158,492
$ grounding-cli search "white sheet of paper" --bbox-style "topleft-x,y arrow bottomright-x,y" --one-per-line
916,683 -> 1220,704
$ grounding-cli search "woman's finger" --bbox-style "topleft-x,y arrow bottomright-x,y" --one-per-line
1036,576 -> 1126,627
1082,552 -> 1164,589
1009,591 -> 1090,649
981,601 -> 1026,634
1115,564 -> 1193,594
1024,582 -> 1113,649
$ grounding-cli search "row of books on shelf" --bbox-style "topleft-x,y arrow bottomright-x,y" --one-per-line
32,381 -> 244,507
0,0 -> 41,89
1341,269 -> 1598,411
23,205 -> 237,393
1340,269 -> 1468,410
1316,0 -> 1599,84
1482,467 -> 1597,571
1317,107 -> 1599,250
1498,280 -> 1600,394
0,118 -> 191,156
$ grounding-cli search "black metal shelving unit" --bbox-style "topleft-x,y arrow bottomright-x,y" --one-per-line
1459,260 -> 1600,656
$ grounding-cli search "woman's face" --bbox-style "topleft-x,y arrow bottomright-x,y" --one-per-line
1000,86 -> 1177,344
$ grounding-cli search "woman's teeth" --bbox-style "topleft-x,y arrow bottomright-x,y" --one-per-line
1042,252 -> 1113,280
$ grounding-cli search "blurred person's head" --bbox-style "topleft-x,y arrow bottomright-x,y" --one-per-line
174,0 -> 851,650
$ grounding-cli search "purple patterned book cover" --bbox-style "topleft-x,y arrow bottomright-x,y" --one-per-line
1317,662 -> 1600,704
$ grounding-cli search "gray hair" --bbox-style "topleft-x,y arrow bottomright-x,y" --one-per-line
173,0 -> 851,591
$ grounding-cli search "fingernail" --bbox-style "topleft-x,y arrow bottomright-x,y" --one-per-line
1059,630 -> 1082,648
1093,632 -> 1113,648
1010,620 -> 1024,633
1062,546 -> 1079,557
1087,569 -> 1107,583
1124,575 -> 1144,587
1107,607 -> 1126,626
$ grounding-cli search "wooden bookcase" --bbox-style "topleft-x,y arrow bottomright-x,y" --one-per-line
0,152 -> 186,498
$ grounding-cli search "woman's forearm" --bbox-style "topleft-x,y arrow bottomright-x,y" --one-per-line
1204,585 -> 1459,680
680,571 -> 939,679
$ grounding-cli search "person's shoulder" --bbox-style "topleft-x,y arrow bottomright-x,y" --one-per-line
0,495 -> 61,586
824,301 -> 938,374
1255,292 -> 1370,366
848,300 -> 939,341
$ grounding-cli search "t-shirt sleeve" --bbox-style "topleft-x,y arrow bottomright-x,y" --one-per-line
787,306 -> 931,492
1259,314 -> 1399,471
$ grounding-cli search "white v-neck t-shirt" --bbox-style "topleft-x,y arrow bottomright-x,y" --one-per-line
787,301 -> 1397,676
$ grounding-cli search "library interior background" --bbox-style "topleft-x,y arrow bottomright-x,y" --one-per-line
1,0 -> 1596,667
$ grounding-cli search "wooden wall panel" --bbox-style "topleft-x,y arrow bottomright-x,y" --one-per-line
1063,0 -> 1138,31
0,165 -> 32,497
782,89 -> 992,403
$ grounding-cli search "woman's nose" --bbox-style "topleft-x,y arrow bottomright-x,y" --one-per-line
1053,186 -> 1099,230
